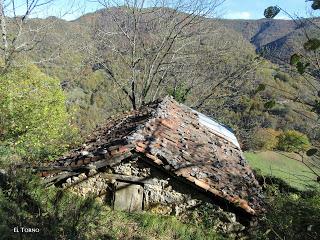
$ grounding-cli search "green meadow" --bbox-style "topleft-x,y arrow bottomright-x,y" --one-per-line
245,151 -> 319,190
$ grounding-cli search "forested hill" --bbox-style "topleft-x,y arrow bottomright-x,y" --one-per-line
74,9 -> 320,61
222,17 -> 320,64
17,8 -> 320,150
33,9 -> 314,69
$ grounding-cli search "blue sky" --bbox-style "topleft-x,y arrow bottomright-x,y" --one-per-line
13,0 -> 313,20
222,0 -> 312,20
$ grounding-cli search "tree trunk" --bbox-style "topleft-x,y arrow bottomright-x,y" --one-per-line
0,0 -> 9,71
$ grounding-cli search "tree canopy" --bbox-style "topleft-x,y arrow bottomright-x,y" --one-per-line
0,64 -> 77,162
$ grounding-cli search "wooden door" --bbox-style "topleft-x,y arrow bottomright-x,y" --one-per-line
113,181 -> 143,212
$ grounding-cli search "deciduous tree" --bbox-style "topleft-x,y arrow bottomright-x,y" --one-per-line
0,64 -> 77,162
87,0 -> 226,109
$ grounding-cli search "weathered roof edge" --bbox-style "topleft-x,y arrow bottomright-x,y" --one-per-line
135,147 -> 257,215
35,96 -> 263,216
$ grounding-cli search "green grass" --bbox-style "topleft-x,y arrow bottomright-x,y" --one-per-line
94,207 -> 226,240
245,151 -> 319,190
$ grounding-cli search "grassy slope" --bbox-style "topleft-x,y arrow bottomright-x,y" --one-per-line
92,207 -> 226,240
245,151 -> 318,190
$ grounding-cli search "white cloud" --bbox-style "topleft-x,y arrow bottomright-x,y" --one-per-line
224,11 -> 252,19
274,15 -> 291,20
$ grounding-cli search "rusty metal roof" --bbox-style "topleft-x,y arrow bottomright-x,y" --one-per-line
39,96 -> 264,215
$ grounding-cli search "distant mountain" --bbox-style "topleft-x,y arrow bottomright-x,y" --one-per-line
222,19 -> 297,48
222,18 -> 320,64
28,9 -> 317,66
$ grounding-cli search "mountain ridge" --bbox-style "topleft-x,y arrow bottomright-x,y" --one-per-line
66,8 -> 316,64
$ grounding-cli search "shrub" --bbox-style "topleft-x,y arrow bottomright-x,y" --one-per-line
166,83 -> 190,103
250,186 -> 320,240
274,72 -> 291,82
252,128 -> 281,150
0,65 -> 78,161
0,170 -> 103,240
277,130 -> 311,152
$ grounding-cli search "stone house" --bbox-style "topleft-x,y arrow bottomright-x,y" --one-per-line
38,97 -> 264,224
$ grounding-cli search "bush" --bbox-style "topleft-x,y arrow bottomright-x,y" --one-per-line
0,170 -> 103,240
166,83 -> 190,103
277,130 -> 311,152
0,65 -> 78,161
274,72 -> 291,82
252,128 -> 281,150
251,186 -> 320,240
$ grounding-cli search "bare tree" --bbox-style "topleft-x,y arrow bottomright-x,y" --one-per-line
85,0 -> 226,109
0,0 -> 78,73
190,32 -> 261,109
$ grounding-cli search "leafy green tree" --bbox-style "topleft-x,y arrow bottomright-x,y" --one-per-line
0,64 -> 78,162
253,128 -> 281,151
277,130 -> 311,152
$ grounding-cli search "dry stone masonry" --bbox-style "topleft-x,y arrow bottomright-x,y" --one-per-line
37,96 -> 264,233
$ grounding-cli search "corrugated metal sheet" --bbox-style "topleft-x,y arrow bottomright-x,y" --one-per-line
192,110 -> 241,149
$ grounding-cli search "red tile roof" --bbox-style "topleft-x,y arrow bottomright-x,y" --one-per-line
39,97 -> 264,215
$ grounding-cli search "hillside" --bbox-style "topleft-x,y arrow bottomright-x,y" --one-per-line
7,8 -> 318,78
11,7 -> 317,148
28,9 -> 315,77
222,19 -> 297,49
74,11 -> 320,65
22,9 -> 312,75
245,151 -> 320,190
222,18 -> 320,64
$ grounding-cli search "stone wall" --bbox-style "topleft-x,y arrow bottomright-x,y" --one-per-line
62,168 -> 113,204
61,157 -> 245,235
62,158 -> 204,213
